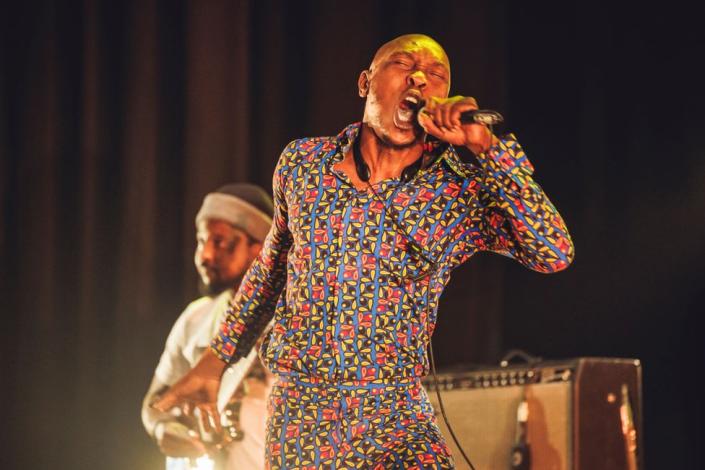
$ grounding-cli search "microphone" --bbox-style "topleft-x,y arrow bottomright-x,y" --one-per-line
417,103 -> 504,126
458,109 -> 504,125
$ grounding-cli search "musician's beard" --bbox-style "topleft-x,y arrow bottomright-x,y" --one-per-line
198,275 -> 243,298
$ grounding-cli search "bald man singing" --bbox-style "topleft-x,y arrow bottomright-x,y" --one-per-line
155,34 -> 574,469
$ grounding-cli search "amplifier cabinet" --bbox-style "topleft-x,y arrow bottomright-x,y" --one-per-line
422,357 -> 643,470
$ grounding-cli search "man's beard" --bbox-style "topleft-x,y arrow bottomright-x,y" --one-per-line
375,123 -> 424,150
198,274 -> 244,297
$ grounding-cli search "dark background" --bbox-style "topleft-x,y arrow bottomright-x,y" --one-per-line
1,1 -> 703,469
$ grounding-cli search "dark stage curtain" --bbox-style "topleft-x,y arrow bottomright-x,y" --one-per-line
1,1 -> 703,469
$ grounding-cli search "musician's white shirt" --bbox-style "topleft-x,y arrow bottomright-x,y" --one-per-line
154,290 -> 267,469
155,290 -> 231,385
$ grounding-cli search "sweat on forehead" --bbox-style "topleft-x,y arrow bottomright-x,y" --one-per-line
370,34 -> 450,70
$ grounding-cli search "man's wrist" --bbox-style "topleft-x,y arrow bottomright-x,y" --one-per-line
468,134 -> 499,154
199,346 -> 229,378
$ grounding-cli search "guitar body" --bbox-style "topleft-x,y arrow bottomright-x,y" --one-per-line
163,347 -> 272,470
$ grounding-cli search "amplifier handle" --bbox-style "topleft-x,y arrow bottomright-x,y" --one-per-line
500,349 -> 543,368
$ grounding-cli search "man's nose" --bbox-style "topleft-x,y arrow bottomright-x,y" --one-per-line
200,240 -> 217,263
408,70 -> 427,88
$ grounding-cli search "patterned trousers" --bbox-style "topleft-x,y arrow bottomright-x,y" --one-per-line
265,376 -> 455,469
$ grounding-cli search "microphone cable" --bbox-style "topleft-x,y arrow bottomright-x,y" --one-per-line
429,332 -> 477,470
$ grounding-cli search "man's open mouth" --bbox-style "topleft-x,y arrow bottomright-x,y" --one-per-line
393,94 -> 424,130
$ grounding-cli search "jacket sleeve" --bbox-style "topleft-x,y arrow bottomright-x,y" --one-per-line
472,134 -> 574,273
210,142 -> 296,362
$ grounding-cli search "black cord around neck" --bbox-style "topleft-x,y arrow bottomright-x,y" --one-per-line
352,135 -> 422,184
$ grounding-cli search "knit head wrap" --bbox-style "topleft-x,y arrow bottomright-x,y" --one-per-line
195,183 -> 273,242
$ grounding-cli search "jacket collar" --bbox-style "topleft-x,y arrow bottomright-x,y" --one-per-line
330,122 -> 471,179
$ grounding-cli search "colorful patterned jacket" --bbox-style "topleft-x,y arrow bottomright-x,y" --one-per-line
211,123 -> 574,383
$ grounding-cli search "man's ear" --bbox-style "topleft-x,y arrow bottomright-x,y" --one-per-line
358,70 -> 370,98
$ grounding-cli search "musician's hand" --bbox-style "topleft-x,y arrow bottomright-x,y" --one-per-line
155,421 -> 209,458
151,349 -> 226,434
417,95 -> 496,154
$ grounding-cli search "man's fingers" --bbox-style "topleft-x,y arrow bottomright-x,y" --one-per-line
196,406 -> 211,435
151,390 -> 179,413
442,102 -> 454,130
418,111 -> 446,139
151,369 -> 219,414
195,403 -> 222,436
451,101 -> 472,128
419,107 -> 489,149
421,96 -> 481,133
451,100 -> 479,127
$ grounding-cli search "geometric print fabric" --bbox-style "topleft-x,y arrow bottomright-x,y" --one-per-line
211,122 -> 574,468
265,376 -> 454,469
212,122 -> 574,383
